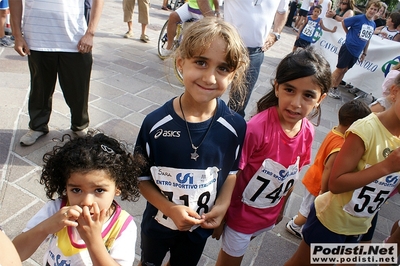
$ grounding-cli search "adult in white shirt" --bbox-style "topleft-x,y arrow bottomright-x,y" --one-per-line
225,0 -> 289,117
10,0 -> 104,146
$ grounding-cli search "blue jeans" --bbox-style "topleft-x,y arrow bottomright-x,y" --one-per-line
228,47 -> 264,117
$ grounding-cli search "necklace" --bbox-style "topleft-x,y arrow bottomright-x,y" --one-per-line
179,94 -> 218,161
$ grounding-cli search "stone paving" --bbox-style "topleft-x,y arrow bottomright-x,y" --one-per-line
0,1 -> 399,265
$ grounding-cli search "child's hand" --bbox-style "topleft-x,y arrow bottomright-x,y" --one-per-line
332,26 -> 337,33
44,205 -> 82,235
76,202 -> 107,244
383,147 -> 400,173
211,220 -> 225,240
168,205 -> 204,231
200,204 -> 226,229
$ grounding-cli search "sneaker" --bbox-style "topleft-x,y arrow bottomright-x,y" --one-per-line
286,218 -> 303,239
140,34 -> 150,43
161,47 -> 173,57
124,31 -> 133,38
0,36 -> 14,47
20,130 -> 46,146
73,128 -> 88,138
328,88 -> 341,99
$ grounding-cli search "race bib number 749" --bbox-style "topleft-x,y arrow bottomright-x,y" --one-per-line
242,157 -> 299,209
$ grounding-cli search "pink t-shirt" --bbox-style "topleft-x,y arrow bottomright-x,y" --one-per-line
226,107 -> 314,234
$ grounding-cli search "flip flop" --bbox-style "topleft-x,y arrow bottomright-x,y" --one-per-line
161,6 -> 169,11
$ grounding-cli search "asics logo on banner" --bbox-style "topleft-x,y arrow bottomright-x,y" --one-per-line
154,129 -> 181,139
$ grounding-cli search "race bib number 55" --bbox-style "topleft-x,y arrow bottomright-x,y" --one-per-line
150,166 -> 219,231
242,157 -> 299,209
343,173 -> 399,218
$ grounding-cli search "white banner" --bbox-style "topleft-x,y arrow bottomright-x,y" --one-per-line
311,18 -> 400,96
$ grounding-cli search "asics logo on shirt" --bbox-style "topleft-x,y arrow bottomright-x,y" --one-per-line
154,129 -> 181,139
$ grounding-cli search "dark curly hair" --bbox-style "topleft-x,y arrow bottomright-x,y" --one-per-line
40,130 -> 147,202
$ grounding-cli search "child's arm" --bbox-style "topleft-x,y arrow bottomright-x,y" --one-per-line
329,132 -> 400,194
200,173 -> 237,229
0,230 -> 21,266
297,17 -> 308,38
139,180 -> 203,231
373,26 -> 384,35
320,152 -> 338,193
13,205 -> 82,261
360,40 -> 370,62
319,20 -> 337,33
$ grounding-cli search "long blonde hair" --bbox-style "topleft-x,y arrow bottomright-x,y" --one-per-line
175,17 -> 249,104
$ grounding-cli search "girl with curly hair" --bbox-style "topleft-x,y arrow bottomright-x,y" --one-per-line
12,131 -> 146,265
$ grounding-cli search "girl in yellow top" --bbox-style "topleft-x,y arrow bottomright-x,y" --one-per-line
285,74 -> 400,266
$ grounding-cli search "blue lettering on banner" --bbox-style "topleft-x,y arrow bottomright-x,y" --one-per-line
319,40 -> 339,55
355,60 -> 378,73
338,37 -> 345,45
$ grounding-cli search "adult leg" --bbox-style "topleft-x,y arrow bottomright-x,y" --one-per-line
27,51 -> 59,133
166,3 -> 191,50
228,48 -> 264,117
123,0 -> 135,37
331,67 -> 348,89
166,11 -> 181,50
58,52 -> 92,131
138,0 -> 150,42
0,9 -> 6,39
286,1 -> 298,27
162,0 -> 169,10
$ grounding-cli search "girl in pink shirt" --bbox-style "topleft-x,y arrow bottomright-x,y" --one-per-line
214,47 -> 331,266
